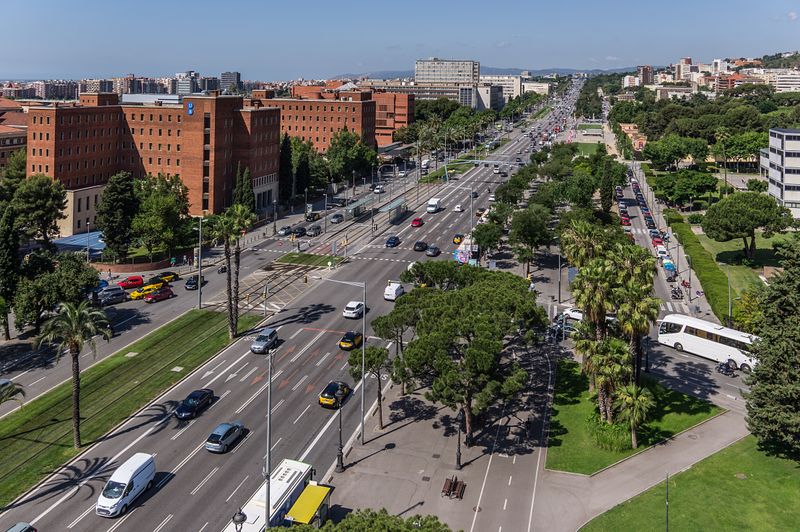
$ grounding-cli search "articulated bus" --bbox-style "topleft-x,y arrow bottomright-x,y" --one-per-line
223,459 -> 314,531
657,314 -> 759,372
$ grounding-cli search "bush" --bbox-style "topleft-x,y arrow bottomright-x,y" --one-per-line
663,208 -> 684,225
586,413 -> 631,452
692,200 -> 709,211
687,213 -> 705,224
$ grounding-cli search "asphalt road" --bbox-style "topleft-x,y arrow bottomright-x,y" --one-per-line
0,99 -> 566,531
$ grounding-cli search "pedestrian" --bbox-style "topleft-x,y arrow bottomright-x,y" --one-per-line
107,269 -> 112,281
170,256 -> 176,268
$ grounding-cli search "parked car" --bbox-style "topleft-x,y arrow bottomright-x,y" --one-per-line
143,287 -> 174,303
453,234 -> 464,244
307,225 -> 322,237
620,218 -> 631,226
277,226 -> 292,236
413,241 -> 428,251
342,301 -> 365,319
5,523 -> 37,532
338,331 -> 363,351
330,213 -> 344,224
471,191 -> 479,198
397,170 -> 407,178
117,276 -> 144,290
184,275 -> 205,290
385,236 -> 401,248
157,271 -> 179,282
426,245 -> 441,257
649,229 -> 662,238
92,286 -> 127,307
318,381 -> 351,408
250,327 -> 278,353
488,194 -> 496,202
205,422 -> 244,453
373,185 -> 385,194
145,277 -> 168,289
174,389 -> 214,419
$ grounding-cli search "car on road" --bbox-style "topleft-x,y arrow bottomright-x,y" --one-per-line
471,190 -> 479,198
646,220 -> 657,229
651,237 -> 664,247
174,389 -> 214,419
146,277 -> 169,289
250,327 -> 278,353
620,218 -> 631,226
338,331 -> 363,351
117,276 -> 144,290
649,229 -> 662,238
277,226 -> 292,236
91,286 -> 127,307
305,212 -> 321,222
398,170 -> 407,178
373,185 -> 385,194
411,217 -> 424,227
5,523 -> 36,532
143,287 -> 174,303
454,204 -> 464,212
318,381 -> 351,408
129,284 -> 161,300
184,275 -> 205,290
157,271 -> 179,282
488,194 -> 496,202
385,236 -> 401,248
413,241 -> 428,251
292,226 -> 307,237
307,225 -> 322,237
453,234 -> 464,244
330,213 -> 344,224
342,301 -> 365,319
426,245 -> 441,257
205,422 -> 244,453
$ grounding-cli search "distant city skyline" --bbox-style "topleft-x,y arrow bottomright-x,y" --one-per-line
3,0 -> 800,80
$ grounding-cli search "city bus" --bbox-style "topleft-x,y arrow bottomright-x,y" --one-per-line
223,459 -> 314,531
657,314 -> 759,372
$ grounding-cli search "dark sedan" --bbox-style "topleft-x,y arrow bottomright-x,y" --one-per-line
426,245 -> 441,257
385,236 -> 401,248
413,241 -> 428,251
292,226 -> 307,237
174,389 -> 214,420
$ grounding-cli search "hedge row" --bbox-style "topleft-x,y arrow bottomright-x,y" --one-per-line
669,221 -> 730,321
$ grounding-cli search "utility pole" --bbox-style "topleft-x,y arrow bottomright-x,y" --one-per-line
197,217 -> 203,309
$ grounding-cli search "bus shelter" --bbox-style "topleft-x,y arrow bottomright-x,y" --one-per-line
379,196 -> 408,224
346,196 -> 373,219
284,483 -> 332,528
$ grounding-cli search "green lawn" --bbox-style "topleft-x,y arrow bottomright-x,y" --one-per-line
576,142 -> 602,157
546,360 -> 722,475
578,123 -> 603,130
580,436 -> 800,531
275,252 -> 344,267
0,310 -> 261,508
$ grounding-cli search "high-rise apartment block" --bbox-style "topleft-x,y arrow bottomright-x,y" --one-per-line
636,65 -> 654,85
415,58 -> 480,84
26,92 -> 280,236
761,128 -> 800,218
221,72 -> 243,93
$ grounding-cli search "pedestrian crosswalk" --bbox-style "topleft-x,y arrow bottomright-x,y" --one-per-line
660,301 -> 689,314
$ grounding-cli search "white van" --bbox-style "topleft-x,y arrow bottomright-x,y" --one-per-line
426,198 -> 441,213
96,453 -> 156,517
421,159 -> 430,170
384,282 -> 404,301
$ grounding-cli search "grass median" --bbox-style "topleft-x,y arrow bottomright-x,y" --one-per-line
0,309 -> 261,509
580,436 -> 800,531
546,359 -> 722,475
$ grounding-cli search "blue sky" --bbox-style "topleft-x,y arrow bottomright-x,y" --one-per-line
4,0 -> 800,80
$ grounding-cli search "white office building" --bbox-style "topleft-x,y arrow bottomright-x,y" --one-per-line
415,58 -> 480,85
761,128 -> 800,217
479,75 -> 522,101
775,73 -> 800,93
521,81 -> 551,95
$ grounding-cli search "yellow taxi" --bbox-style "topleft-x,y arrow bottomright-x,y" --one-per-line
338,331 -> 363,351
130,284 -> 161,300
453,234 -> 464,245
318,381 -> 351,408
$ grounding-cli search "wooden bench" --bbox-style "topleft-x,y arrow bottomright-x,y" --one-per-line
452,480 -> 466,500
441,476 -> 455,497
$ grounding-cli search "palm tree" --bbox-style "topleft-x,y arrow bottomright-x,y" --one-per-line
615,282 -> 661,384
614,383 -> 655,449
208,214 -> 237,339
595,337 -> 632,423
39,301 -> 111,448
559,220 -> 605,269
227,204 -> 256,335
0,380 -> 25,406
571,258 -> 616,339
611,243 -> 656,288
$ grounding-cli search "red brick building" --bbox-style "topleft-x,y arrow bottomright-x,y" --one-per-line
252,88 -> 376,153
0,125 -> 26,171
26,92 -> 280,236
371,91 -> 414,147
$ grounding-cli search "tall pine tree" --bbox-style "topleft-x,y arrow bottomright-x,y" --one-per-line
0,205 -> 20,340
278,134 -> 293,202
95,171 -> 137,261
236,167 -> 255,213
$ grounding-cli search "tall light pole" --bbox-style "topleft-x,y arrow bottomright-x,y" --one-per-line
197,217 -> 203,309
686,254 -> 693,303
335,388 -> 345,473
323,193 -> 328,234
265,346 -> 274,529
455,409 -> 464,470
86,220 -> 91,263
272,200 -> 277,236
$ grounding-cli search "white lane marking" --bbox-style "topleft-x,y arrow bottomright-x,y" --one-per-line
104,509 -> 134,532
271,369 -> 284,382
29,375 -> 47,386
271,399 -> 285,415
236,380 -> 271,414
470,412 -> 507,531
508,475 -> 513,486
226,475 -> 250,503
239,366 -> 258,382
206,390 -> 230,412
198,522 -> 209,532
316,352 -> 331,367
293,405 -> 311,425
153,513 -> 174,532
203,350 -> 251,388
298,376 -> 365,462
190,467 -> 219,495
290,328 -> 303,340
340,362 -> 348,371
527,350 -> 553,532
291,330 -> 325,363
503,498 -> 508,510
264,437 -> 283,458
292,375 -> 308,391
157,441 -> 205,488
67,504 -> 95,528
170,419 -> 196,441
225,361 -> 249,383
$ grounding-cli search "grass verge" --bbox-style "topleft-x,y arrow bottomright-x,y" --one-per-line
580,436 -> 800,531
694,231 -> 786,294
0,309 -> 261,509
546,359 -> 722,475
275,252 -> 344,267
576,142 -> 602,157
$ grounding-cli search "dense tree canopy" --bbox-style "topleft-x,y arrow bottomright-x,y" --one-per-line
94,171 -> 137,261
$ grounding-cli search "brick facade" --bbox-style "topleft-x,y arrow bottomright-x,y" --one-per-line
372,91 -> 414,147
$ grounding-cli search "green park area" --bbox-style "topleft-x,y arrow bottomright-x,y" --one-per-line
578,123 -> 603,130
581,436 -> 800,531
575,142 -> 602,157
0,310 -> 260,508
276,252 -> 344,267
546,360 -> 722,475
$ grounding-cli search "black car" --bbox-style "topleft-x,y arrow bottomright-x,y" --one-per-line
184,275 -> 205,290
426,245 -> 441,257
471,191 -> 479,198
292,226 -> 307,237
174,389 -> 214,420
385,236 -> 401,248
413,241 -> 428,251
328,197 -> 346,208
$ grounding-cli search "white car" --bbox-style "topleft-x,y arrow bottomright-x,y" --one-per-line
454,204 -> 464,212
342,301 -> 365,319
373,185 -> 385,194
398,170 -> 407,178
488,194 -> 496,202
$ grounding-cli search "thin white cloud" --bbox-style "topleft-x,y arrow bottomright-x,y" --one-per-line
789,11 -> 798,21
605,55 -> 620,61
496,41 -> 511,48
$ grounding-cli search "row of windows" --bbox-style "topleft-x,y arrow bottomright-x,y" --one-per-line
130,127 -> 181,138
129,113 -> 181,124
683,325 -> 751,353
58,128 -> 120,140
281,122 -> 364,133
785,201 -> 800,208
0,137 -> 25,146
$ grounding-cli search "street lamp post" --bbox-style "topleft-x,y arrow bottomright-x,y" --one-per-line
335,388 -> 345,473
304,187 -> 308,216
455,409 -> 464,470
686,254 -> 693,303
323,193 -> 328,234
86,220 -> 91,263
272,200 -> 277,236
197,217 -> 203,309
265,346 -> 274,529
470,187 -> 474,231
557,251 -> 562,304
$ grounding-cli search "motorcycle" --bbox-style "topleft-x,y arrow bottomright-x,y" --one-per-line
681,279 -> 690,289
670,286 -> 683,300
716,361 -> 735,377
217,264 -> 228,274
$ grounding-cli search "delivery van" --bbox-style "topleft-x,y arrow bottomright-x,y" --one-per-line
96,453 -> 156,517
426,198 -> 442,213
383,282 -> 405,301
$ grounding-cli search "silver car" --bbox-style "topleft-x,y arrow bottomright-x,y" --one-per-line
250,327 -> 278,353
205,422 -> 244,453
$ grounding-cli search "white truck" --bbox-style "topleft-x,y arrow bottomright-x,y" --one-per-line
426,198 -> 442,213
421,159 -> 430,170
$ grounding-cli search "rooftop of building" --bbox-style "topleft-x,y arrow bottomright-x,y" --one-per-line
770,128 -> 800,134
0,97 -> 23,110
0,124 -> 26,135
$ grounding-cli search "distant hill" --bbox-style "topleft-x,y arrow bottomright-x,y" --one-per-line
335,66 -> 636,80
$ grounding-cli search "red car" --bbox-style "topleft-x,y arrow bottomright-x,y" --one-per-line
410,217 -> 424,228
144,287 -> 174,303
620,218 -> 631,226
117,275 -> 144,289
652,237 -> 664,247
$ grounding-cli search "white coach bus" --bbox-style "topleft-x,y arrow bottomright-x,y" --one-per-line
657,314 -> 759,373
